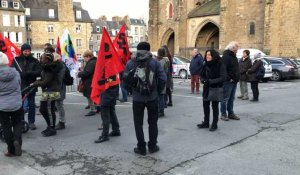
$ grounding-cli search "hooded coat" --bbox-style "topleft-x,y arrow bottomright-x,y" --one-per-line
0,66 -> 22,112
78,57 -> 97,98
124,50 -> 167,102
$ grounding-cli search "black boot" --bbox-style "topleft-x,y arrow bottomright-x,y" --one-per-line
94,136 -> 109,143
209,125 -> 218,132
197,122 -> 209,129
55,122 -> 65,130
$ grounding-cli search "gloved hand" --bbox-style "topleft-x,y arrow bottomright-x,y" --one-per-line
201,79 -> 209,85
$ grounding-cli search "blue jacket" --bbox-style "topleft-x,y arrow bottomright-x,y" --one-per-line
189,54 -> 204,75
0,66 -> 22,112
124,50 -> 167,102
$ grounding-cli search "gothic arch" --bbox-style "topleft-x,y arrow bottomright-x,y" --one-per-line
192,19 -> 220,47
160,28 -> 175,55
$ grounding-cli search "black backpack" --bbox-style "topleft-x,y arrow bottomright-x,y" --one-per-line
255,61 -> 265,80
63,64 -> 74,86
124,58 -> 156,96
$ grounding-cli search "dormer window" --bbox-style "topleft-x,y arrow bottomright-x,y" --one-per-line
96,26 -> 100,32
49,9 -> 55,18
25,8 -> 30,16
1,1 -> 8,8
13,2 -> 19,9
76,10 -> 82,19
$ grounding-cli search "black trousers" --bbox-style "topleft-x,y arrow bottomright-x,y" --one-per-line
251,81 -> 259,100
165,88 -> 172,104
133,99 -> 158,149
203,100 -> 219,126
101,106 -> 120,137
40,100 -> 56,129
0,108 -> 23,154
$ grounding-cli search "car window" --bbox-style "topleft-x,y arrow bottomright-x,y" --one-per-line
269,60 -> 284,65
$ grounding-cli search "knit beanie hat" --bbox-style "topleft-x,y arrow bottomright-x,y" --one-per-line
21,44 -> 31,52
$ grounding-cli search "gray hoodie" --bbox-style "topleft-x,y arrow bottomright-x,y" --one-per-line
0,66 -> 22,112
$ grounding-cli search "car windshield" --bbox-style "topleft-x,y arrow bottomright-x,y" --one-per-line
174,56 -> 191,63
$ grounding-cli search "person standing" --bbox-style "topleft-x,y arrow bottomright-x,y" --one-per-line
189,49 -> 204,94
238,50 -> 252,100
124,42 -> 167,155
31,53 -> 62,136
78,50 -> 97,117
53,53 -> 67,130
198,50 -> 226,131
162,45 -> 173,107
220,41 -> 240,121
0,52 -> 23,157
156,48 -> 170,117
12,44 -> 41,130
247,53 -> 263,102
94,85 -> 121,143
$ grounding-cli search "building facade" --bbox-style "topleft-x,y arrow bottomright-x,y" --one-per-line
22,0 -> 92,59
0,0 -> 26,47
149,0 -> 300,58
129,18 -> 147,44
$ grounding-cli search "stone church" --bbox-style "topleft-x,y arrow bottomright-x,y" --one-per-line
148,0 -> 300,58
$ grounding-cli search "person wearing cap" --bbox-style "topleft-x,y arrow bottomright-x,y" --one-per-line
123,42 -> 167,155
12,44 -> 42,130
31,52 -> 63,136
0,52 -> 23,157
247,53 -> 263,102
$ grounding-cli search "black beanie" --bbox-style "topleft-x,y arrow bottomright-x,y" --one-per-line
21,44 -> 31,52
137,42 -> 151,51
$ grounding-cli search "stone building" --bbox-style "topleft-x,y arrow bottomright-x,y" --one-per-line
149,0 -> 300,58
0,0 -> 26,47
21,0 -> 92,59
129,18 -> 147,44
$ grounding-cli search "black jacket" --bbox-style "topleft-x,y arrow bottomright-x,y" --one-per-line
33,61 -> 63,92
12,54 -> 42,90
101,85 -> 119,107
247,59 -> 263,82
222,50 -> 240,82
201,59 -> 226,100
78,57 -> 97,98
239,57 -> 252,81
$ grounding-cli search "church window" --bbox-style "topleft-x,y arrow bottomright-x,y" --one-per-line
249,22 -> 255,35
169,3 -> 173,18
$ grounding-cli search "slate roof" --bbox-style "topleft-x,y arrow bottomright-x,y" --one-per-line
130,18 -> 146,26
92,19 -> 129,36
188,0 -> 220,18
0,0 -> 25,12
21,0 -> 92,22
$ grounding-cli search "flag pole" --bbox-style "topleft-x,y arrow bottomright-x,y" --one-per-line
13,57 -> 22,72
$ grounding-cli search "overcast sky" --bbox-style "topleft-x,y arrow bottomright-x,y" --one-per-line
77,0 -> 150,21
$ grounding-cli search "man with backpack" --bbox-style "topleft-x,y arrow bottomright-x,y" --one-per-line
247,53 -> 264,102
123,42 -> 167,155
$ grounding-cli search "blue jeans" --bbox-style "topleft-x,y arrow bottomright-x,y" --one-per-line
26,92 -> 36,124
158,94 -> 165,113
120,80 -> 128,101
220,82 -> 237,116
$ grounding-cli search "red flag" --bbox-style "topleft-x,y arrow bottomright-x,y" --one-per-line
56,37 -> 62,56
0,33 -> 20,66
113,24 -> 130,71
90,27 -> 122,105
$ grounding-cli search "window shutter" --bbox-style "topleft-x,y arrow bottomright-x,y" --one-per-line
18,32 -> 23,43
15,15 -> 18,27
10,32 -> 16,43
20,16 -> 25,27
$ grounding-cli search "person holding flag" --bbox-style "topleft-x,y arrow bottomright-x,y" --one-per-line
12,44 -> 42,130
92,28 -> 123,143
113,25 -> 131,103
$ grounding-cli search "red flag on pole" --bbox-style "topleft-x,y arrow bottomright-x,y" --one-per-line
0,33 -> 21,66
90,27 -> 122,105
56,36 -> 62,59
113,24 -> 130,71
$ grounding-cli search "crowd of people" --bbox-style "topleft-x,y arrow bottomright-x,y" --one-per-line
0,40 -> 264,157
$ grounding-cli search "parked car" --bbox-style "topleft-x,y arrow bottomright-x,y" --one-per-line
287,59 -> 300,78
264,57 -> 299,81
172,56 -> 191,79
